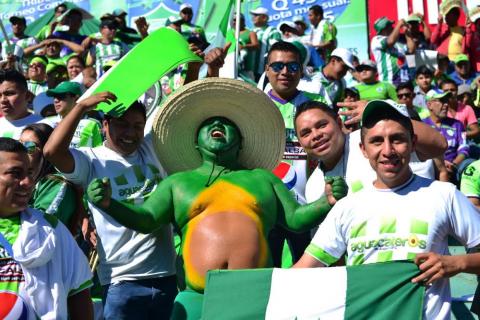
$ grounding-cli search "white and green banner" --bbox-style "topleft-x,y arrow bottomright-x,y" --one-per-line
203,261 -> 424,319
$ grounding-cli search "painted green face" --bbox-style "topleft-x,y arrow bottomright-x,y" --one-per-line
196,117 -> 241,155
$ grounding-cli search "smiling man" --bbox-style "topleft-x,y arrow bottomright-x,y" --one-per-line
85,78 -> 347,320
43,93 -> 177,319
294,100 -> 480,320
0,137 -> 93,319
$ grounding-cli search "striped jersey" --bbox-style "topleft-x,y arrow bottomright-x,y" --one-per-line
370,35 -> 406,82
253,25 -> 281,75
90,41 -> 129,78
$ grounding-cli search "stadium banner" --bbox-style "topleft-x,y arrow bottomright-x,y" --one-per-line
0,0 -> 369,59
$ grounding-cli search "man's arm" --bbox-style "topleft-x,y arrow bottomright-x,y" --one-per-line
386,19 -> 406,47
43,92 -> 116,173
294,253 -> 327,268
68,289 -> 93,320
86,177 -> 174,233
412,252 -> 480,286
270,172 -> 347,232
337,101 -> 447,160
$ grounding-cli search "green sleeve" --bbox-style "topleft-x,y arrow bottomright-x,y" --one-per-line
91,121 -> 104,147
461,162 -> 480,197
386,82 -> 398,100
32,175 -> 77,226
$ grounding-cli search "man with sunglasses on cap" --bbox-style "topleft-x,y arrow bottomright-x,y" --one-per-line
84,78 -> 347,319
294,98 -> 480,320
45,81 -> 102,148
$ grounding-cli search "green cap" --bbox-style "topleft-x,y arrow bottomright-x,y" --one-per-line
374,17 -> 394,33
46,60 -> 66,74
406,14 -> 422,23
425,88 -> 451,101
454,54 -> 469,64
46,81 -> 81,97
361,99 -> 410,127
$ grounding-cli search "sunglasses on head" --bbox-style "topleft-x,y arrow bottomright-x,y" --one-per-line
268,61 -> 301,73
22,141 -> 39,154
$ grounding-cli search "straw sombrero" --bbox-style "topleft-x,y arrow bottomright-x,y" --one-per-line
152,78 -> 285,174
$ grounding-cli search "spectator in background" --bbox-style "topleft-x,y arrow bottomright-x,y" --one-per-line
250,7 -> 282,81
371,17 -> 407,85
449,54 -> 479,86
433,54 -> 451,87
293,15 -> 308,37
51,8 -> 87,57
27,55 -> 49,97
226,14 -> 258,81
1,16 -> 38,73
396,81 -> 425,120
354,59 -> 397,101
424,88 -> 470,182
66,55 -> 85,80
46,81 -> 103,148
46,61 -> 68,89
36,3 -> 68,42
178,4 -> 208,49
83,19 -> 129,79
305,5 -> 337,63
413,65 -> 434,109
432,0 -> 465,61
112,9 -> 137,35
0,70 -> 44,139
464,7 -> 480,73
441,79 -> 480,140
403,13 -> 432,53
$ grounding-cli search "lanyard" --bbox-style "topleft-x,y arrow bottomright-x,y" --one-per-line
0,231 -> 13,257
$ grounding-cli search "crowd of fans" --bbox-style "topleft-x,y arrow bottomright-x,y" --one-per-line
1,0 -> 480,319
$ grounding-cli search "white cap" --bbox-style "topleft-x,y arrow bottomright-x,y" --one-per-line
250,7 -> 269,16
277,21 -> 297,33
331,48 -> 355,69
179,3 -> 193,11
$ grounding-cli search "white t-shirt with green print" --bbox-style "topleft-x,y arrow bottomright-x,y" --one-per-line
0,113 -> 43,139
64,135 -> 176,285
307,174 -> 480,320
47,115 -> 103,148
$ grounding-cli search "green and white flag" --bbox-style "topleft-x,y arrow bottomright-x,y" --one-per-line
203,261 -> 424,319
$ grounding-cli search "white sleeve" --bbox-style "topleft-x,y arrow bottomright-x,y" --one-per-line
305,167 -> 326,203
449,188 -> 480,248
62,148 -> 93,188
306,201 -> 347,265
56,221 -> 93,295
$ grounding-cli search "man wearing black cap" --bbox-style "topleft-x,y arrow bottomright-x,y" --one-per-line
112,8 -> 137,35
178,4 -> 208,50
295,99 -> 480,320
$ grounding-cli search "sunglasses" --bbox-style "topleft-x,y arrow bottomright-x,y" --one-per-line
22,141 -> 40,154
397,93 -> 412,99
268,61 -> 301,73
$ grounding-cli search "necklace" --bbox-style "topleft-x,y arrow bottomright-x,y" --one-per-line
205,162 -> 230,187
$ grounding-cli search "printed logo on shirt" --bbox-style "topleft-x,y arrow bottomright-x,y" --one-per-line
349,217 -> 429,256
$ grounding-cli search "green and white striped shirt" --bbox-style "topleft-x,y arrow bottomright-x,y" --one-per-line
370,35 -> 406,82
91,41 -> 129,78
253,25 -> 281,75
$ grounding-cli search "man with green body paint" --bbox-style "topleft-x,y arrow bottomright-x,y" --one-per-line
86,78 -> 348,319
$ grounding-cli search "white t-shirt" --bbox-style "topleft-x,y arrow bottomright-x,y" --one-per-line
0,113 -> 44,139
64,135 -> 176,285
307,175 -> 480,319
305,130 -> 435,202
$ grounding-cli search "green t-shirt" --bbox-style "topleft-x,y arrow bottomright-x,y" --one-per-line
0,214 -> 21,244
30,175 -> 78,227
461,160 -> 480,198
354,81 -> 397,101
